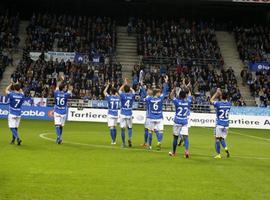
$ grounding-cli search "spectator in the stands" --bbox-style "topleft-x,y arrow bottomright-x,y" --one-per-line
235,25 -> 270,63
135,18 -> 223,65
0,10 -> 20,80
12,57 -> 122,99
133,62 -> 242,105
25,13 -> 116,58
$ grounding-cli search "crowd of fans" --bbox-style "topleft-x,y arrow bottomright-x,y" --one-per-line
241,68 -> 270,107
11,15 -> 244,107
135,18 -> 223,64
235,25 -> 270,63
129,17 -> 246,106
236,26 -> 270,107
0,10 -> 20,79
25,13 -> 116,57
4,12 -> 120,100
11,57 -> 122,99
3,13 -> 265,107
132,63 -> 242,105
0,11 -> 20,50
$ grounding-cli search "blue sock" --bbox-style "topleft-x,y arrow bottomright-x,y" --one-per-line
184,136 -> 189,151
148,133 -> 153,146
10,128 -> 18,139
60,126 -> 63,138
220,139 -> 227,149
156,131 -> 163,143
215,139 -> 221,154
121,129 -> 125,144
113,128 -> 117,142
55,126 -> 61,140
110,128 -> 114,141
159,132 -> 163,142
173,135 -> 178,153
15,128 -> 20,140
128,128 -> 132,140
155,130 -> 160,142
144,129 -> 149,144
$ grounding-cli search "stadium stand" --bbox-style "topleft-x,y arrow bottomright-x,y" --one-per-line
136,18 -> 223,63
246,69 -> 270,107
5,13 -> 122,99
25,14 -> 116,56
235,25 -> 270,63
133,18 -> 242,105
2,14 -> 260,106
235,26 -> 270,107
132,63 -> 242,106
0,10 -> 20,79
11,57 -> 122,99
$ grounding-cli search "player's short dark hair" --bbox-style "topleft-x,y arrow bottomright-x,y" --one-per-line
111,88 -> 117,95
221,92 -> 228,100
13,83 -> 21,91
124,85 -> 130,93
59,83 -> 66,91
153,88 -> 161,96
179,90 -> 187,99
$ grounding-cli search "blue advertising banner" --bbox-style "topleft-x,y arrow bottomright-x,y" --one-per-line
91,100 -> 108,108
249,61 -> 270,72
231,106 -> 270,116
0,96 -> 8,104
0,96 -> 47,107
74,53 -> 89,64
0,105 -> 54,120
91,100 -> 139,109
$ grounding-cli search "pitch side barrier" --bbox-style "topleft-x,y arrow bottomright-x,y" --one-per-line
67,107 -> 270,130
0,104 -> 54,120
0,104 -> 269,129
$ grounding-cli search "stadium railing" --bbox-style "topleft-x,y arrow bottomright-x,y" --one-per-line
46,98 -> 213,113
141,56 -> 223,67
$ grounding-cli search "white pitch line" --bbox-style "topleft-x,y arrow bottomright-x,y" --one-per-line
39,132 -> 164,153
39,132 -> 270,160
204,127 -> 270,142
230,131 -> 270,142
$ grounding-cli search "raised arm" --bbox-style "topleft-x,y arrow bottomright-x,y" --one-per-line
183,78 -> 191,87
67,84 -> 73,94
162,75 -> 169,96
188,90 -> 191,97
164,75 -> 169,84
169,87 -> 176,100
210,88 -> 221,104
56,74 -> 65,91
130,86 -> 135,94
140,85 -> 147,98
103,81 -> 110,96
5,82 -> 13,95
118,78 -> 128,93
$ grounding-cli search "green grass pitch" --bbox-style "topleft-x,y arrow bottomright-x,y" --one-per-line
0,119 -> 270,200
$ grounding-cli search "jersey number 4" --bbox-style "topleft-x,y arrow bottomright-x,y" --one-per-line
124,100 -> 130,108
